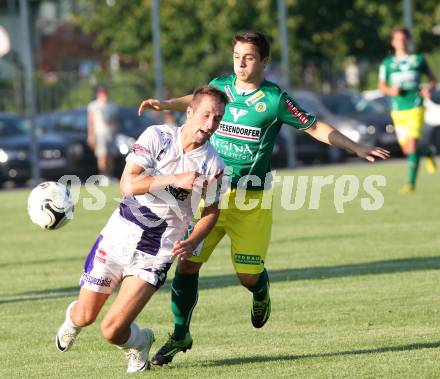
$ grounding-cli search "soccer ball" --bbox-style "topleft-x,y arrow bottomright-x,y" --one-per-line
27,181 -> 75,230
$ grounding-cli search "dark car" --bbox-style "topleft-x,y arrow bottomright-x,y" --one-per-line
292,90 -> 370,163
321,92 -> 400,155
35,106 -> 154,179
0,112 -> 72,186
34,108 -> 97,179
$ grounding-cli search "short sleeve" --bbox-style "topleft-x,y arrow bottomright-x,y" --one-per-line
378,61 -> 387,82
125,127 -> 159,170
277,92 -> 317,130
87,101 -> 95,113
208,76 -> 222,89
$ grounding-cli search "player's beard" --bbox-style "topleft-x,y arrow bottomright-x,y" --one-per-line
196,129 -> 210,144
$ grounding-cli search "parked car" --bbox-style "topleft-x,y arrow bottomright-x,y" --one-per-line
0,112 -> 72,186
321,92 -> 400,155
362,88 -> 440,152
292,90 -> 371,163
35,106 -> 155,179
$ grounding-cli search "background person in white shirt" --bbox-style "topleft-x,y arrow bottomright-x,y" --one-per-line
87,86 -> 118,184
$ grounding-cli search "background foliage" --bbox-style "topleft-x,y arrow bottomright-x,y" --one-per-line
72,0 -> 440,95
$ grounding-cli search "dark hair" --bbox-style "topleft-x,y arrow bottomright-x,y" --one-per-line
392,26 -> 411,40
232,31 -> 271,59
190,85 -> 229,110
95,86 -> 108,95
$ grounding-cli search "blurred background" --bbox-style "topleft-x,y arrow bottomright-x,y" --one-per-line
1,0 -> 440,187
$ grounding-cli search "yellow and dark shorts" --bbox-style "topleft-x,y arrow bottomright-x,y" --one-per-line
391,107 -> 425,145
188,188 -> 273,275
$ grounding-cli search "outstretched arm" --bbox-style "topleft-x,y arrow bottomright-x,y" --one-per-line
138,94 -> 193,115
305,121 -> 390,162
171,202 -> 220,260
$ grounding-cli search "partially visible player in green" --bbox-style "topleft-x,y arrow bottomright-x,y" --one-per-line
378,26 -> 437,194
139,31 -> 390,365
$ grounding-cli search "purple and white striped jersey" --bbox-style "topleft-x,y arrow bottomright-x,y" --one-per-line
79,124 -> 225,292
124,124 -> 225,232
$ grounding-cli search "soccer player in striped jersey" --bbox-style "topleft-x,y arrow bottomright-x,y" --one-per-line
55,86 -> 227,373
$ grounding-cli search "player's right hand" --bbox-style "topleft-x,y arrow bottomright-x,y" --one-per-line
174,172 -> 201,191
138,99 -> 162,115
389,85 -> 401,97
172,239 -> 196,260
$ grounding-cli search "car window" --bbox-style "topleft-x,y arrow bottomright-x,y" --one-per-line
293,96 -> 324,117
57,110 -> 87,132
117,108 -> 154,134
323,95 -> 388,115
0,116 -> 27,137
322,96 -> 354,115
354,97 -> 388,114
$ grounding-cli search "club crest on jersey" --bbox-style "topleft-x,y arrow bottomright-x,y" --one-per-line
229,107 -> 248,122
245,90 -> 265,106
255,102 -> 267,112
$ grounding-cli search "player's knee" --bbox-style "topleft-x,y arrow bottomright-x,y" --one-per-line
177,259 -> 202,274
71,304 -> 98,327
237,273 -> 259,288
100,319 -> 123,344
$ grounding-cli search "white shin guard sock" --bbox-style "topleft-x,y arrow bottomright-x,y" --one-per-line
118,323 -> 145,350
65,300 -> 81,329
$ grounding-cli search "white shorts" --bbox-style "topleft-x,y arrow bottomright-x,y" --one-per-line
94,130 -> 117,158
79,206 -> 182,294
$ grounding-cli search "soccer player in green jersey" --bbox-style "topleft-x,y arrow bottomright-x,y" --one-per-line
139,31 -> 389,365
378,27 -> 437,194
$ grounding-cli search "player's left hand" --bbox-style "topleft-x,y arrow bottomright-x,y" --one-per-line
172,239 -> 196,260
355,145 -> 390,162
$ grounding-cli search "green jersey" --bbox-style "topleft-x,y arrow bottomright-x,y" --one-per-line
379,54 -> 430,111
209,74 -> 316,190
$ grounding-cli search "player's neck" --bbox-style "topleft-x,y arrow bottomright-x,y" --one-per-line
394,49 -> 409,58
235,76 -> 265,91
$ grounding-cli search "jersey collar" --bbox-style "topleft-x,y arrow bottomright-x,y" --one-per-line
231,75 -> 266,98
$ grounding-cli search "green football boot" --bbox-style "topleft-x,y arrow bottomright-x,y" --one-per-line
151,333 -> 193,366
251,284 -> 271,328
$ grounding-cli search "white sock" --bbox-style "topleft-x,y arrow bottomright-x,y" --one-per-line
65,300 -> 81,329
118,323 -> 145,349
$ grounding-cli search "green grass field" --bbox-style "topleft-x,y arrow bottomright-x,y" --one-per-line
1,160 -> 440,378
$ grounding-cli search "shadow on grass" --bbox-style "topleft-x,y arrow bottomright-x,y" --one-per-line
0,256 -> 83,268
2,256 -> 440,304
200,341 -> 440,367
197,255 -> 440,290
